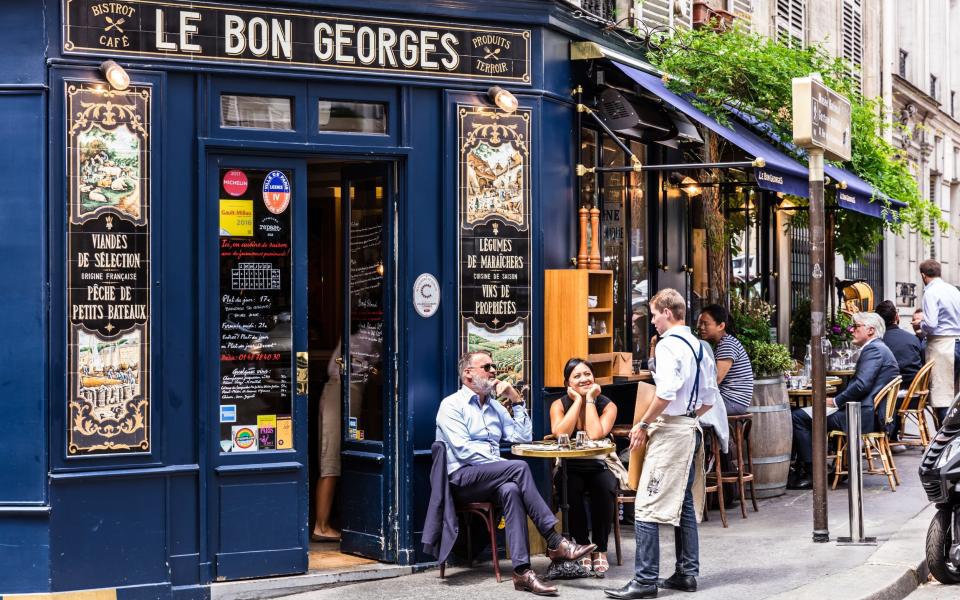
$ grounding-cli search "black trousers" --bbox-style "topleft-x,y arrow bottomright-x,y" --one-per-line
450,460 -> 558,569
554,462 -> 616,552
791,408 -> 848,465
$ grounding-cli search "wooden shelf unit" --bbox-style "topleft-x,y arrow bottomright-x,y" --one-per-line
545,269 -> 615,387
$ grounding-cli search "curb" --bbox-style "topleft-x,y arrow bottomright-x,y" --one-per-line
210,564 -> 414,600
768,504 -> 934,600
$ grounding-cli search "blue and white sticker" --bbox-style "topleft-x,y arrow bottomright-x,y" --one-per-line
221,404 -> 237,423
262,170 -> 291,214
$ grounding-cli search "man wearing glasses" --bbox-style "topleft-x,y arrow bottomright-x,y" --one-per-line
788,312 -> 900,490
434,351 -> 595,596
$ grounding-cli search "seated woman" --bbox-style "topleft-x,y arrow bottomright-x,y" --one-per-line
697,304 -> 754,415
550,358 -> 618,576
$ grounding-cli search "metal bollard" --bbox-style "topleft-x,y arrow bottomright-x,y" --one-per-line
837,401 -> 877,546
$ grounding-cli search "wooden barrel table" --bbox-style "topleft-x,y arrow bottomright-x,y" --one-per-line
748,377 -> 792,498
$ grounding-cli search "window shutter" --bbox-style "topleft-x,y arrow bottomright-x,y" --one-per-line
726,0 -> 753,26
841,0 -> 863,92
639,0 -> 674,30
776,0 -> 806,49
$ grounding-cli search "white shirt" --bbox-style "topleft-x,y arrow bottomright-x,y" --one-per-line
921,277 -> 960,336
652,325 -> 719,416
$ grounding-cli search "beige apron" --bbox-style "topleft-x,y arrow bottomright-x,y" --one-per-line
634,415 -> 705,526
927,335 -> 958,408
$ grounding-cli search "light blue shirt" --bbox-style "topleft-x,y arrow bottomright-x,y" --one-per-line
435,385 -> 532,474
921,277 -> 960,336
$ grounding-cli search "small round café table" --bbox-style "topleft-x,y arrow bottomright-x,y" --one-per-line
787,380 -> 841,408
511,440 -> 612,538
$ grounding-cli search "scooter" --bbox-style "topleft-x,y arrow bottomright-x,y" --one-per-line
919,396 -> 960,584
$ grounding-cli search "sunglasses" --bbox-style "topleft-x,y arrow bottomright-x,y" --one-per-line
473,363 -> 498,372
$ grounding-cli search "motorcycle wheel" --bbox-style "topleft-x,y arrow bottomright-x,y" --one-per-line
926,508 -> 960,585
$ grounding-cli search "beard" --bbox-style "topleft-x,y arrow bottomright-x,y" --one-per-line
477,375 -> 498,397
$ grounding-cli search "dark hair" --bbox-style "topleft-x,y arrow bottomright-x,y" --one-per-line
700,304 -> 737,336
920,259 -> 942,278
874,300 -> 898,328
563,357 -> 594,385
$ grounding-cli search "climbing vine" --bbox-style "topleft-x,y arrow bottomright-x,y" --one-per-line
646,23 -> 944,262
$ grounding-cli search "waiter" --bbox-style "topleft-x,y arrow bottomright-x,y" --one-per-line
604,288 -> 718,600
919,259 -> 960,422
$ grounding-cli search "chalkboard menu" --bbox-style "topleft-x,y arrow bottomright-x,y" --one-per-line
66,81 -> 152,456
457,105 -> 532,402
218,168 -> 293,452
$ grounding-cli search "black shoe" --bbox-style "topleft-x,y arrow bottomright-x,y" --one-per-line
659,573 -> 697,592
787,476 -> 812,490
604,580 -> 658,599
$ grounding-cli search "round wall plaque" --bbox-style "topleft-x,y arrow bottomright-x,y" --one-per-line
413,273 -> 440,318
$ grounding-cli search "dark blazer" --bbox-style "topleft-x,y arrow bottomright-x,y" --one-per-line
834,339 -> 900,433
882,326 -> 923,387
422,441 -> 458,564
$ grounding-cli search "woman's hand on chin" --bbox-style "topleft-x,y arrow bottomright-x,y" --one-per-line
566,386 -> 582,403
586,383 -> 602,401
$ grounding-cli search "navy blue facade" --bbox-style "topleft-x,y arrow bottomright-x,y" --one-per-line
0,1 -> 683,596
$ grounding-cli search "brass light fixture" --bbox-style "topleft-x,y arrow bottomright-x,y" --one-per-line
487,86 -> 518,113
100,60 -> 130,91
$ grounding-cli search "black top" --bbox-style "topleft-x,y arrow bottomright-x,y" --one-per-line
557,393 -> 614,415
883,326 -> 923,387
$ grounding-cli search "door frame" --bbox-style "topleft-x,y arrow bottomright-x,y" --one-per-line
200,148 -> 403,582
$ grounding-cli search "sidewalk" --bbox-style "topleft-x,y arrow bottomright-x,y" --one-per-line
278,450 -> 931,600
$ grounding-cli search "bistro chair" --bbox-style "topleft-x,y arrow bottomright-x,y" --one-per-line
830,376 -> 902,492
897,361 -> 935,449
612,488 -> 636,566
701,426 -> 729,528
430,441 -> 502,584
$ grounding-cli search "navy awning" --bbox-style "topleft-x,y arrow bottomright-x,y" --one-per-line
613,62 -> 810,197
825,165 -> 906,220
727,106 -> 908,220
613,62 -> 908,220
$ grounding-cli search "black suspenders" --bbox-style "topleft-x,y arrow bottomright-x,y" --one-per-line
665,334 -> 703,416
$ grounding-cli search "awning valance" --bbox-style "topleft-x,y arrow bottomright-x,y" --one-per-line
611,62 -> 906,219
613,62 -> 810,196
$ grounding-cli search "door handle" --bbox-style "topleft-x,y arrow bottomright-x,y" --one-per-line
335,356 -> 345,374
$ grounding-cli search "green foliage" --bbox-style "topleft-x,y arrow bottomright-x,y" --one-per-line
743,339 -> 795,377
728,292 -> 774,346
729,292 -> 792,375
648,25 -> 945,261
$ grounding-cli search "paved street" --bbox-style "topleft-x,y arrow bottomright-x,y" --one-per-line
281,451 -> 931,600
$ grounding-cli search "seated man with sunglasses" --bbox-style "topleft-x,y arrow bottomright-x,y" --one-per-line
435,351 -> 596,596
788,312 -> 900,490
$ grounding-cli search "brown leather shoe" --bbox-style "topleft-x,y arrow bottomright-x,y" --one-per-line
546,538 -> 597,562
512,569 -> 558,596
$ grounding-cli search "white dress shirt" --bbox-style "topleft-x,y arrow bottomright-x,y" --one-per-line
921,277 -> 960,336
652,325 -> 720,416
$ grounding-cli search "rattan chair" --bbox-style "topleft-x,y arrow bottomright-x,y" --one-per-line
830,376 -> 902,491
897,361 -> 935,449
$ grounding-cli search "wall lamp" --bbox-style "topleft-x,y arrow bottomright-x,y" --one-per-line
100,60 -> 130,91
668,172 -> 702,197
488,86 -> 518,113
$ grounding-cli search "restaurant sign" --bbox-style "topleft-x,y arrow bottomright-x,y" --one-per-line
458,105 -> 532,404
792,76 -> 851,162
63,0 -> 531,84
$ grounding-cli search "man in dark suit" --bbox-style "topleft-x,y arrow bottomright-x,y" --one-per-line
875,301 -> 923,388
788,312 -> 900,489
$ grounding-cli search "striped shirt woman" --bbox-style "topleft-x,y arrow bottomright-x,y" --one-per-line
697,305 -> 754,415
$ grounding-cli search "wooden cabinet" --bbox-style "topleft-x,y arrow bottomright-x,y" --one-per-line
544,269 -> 615,387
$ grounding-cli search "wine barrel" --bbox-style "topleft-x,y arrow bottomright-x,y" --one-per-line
747,377 -> 792,498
